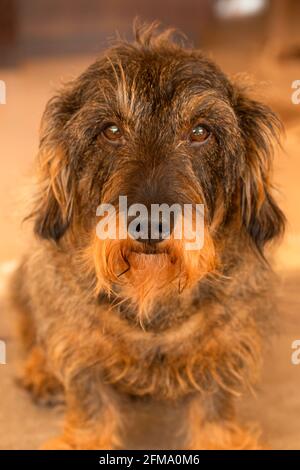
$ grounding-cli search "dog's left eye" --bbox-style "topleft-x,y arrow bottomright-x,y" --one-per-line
190,124 -> 210,144
102,124 -> 123,143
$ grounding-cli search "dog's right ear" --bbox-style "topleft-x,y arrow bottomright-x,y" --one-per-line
29,90 -> 78,242
232,85 -> 286,253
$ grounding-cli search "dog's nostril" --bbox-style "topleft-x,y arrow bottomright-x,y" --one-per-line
155,222 -> 170,241
128,218 -> 149,242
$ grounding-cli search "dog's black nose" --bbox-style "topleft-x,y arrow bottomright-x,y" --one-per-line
128,218 -> 171,244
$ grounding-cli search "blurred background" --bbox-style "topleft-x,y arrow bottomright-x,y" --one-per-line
0,0 -> 300,450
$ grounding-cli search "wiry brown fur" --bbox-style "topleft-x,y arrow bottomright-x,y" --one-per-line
10,22 -> 285,449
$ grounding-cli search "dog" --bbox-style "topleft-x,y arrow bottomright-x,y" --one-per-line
10,23 -> 285,450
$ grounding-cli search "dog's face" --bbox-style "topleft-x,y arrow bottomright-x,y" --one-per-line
30,26 -> 285,313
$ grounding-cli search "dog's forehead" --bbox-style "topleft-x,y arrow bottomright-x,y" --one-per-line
99,48 -> 231,117
136,54 -> 226,93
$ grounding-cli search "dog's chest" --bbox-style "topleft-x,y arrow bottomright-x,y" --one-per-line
97,307 -> 208,399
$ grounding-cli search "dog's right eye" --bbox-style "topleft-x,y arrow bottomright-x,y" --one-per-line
102,124 -> 123,143
190,124 -> 210,144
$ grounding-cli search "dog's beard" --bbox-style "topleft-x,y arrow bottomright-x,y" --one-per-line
89,215 -> 216,321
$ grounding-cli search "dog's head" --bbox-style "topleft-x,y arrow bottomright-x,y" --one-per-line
30,24 -> 285,313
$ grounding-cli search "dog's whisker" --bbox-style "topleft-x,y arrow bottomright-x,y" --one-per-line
117,266 -> 130,278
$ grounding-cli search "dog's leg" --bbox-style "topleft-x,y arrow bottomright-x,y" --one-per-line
41,369 -> 122,450
10,264 -> 64,405
184,395 -> 264,450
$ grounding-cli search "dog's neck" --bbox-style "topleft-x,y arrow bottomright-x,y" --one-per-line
96,273 -> 216,332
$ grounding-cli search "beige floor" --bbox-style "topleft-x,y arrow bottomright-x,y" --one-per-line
0,50 -> 300,449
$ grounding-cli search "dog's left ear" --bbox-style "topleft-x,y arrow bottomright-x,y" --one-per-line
233,87 -> 285,252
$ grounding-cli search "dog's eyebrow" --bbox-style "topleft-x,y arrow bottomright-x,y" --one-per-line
180,90 -> 237,123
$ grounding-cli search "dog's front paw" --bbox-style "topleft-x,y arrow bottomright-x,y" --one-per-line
17,347 -> 64,406
186,422 -> 265,450
40,434 -> 115,450
40,436 -> 75,450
